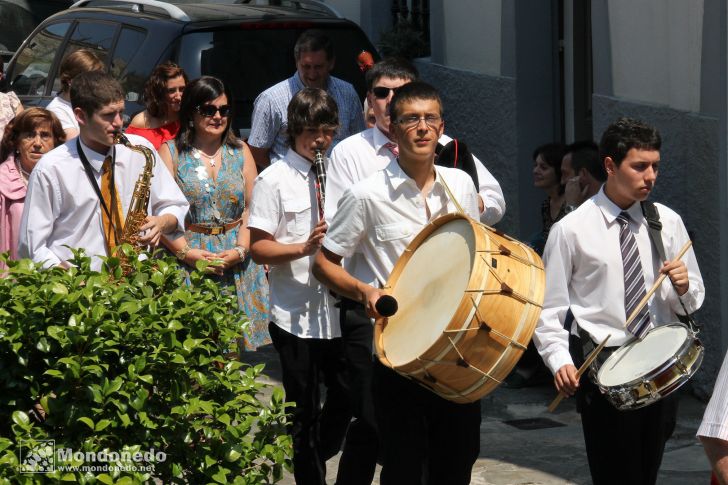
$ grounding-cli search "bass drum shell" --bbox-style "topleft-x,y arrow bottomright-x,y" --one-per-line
374,213 -> 545,403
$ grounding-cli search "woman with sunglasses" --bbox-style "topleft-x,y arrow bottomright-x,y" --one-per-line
126,61 -> 187,149
160,76 -> 270,351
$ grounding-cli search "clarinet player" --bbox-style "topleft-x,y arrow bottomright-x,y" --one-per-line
18,71 -> 188,270
248,87 -> 350,485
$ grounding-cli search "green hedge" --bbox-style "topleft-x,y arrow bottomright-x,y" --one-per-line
0,249 -> 291,484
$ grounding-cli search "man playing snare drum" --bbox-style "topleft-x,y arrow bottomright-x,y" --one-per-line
313,81 -> 481,485
533,117 -> 704,485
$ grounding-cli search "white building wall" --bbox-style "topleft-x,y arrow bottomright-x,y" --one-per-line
608,0 -> 703,112
430,0 -> 502,76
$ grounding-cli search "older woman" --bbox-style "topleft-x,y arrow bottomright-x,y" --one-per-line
0,108 -> 65,265
160,76 -> 270,350
126,61 -> 187,149
46,49 -> 104,139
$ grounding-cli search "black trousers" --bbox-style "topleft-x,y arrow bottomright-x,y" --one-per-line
570,335 -> 678,485
269,322 -> 351,485
335,298 -> 379,485
373,362 -> 481,485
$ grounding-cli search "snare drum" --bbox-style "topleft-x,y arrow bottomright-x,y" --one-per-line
374,213 -> 545,403
595,323 -> 703,410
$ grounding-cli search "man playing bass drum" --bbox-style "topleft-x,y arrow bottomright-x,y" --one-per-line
533,117 -> 704,485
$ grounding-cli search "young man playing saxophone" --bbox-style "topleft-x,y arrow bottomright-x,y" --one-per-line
18,71 -> 188,270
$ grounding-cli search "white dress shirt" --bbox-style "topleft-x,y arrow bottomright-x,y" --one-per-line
325,124 -> 505,225
323,160 -> 479,287
46,96 -> 79,133
248,148 -> 340,339
533,187 -> 704,375
698,349 -> 728,440
18,134 -> 189,270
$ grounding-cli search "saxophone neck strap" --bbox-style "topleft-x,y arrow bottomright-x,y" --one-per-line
77,138 -> 121,238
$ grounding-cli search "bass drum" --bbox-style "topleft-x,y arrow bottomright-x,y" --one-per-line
374,213 -> 545,403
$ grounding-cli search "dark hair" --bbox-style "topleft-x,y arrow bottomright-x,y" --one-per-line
294,29 -> 334,61
599,117 -> 661,166
568,140 -> 606,183
388,81 -> 443,122
70,71 -> 124,116
286,87 -> 339,148
0,108 -> 66,161
59,49 -> 105,94
533,142 -> 566,192
144,61 -> 187,118
365,57 -> 419,90
175,76 -> 240,151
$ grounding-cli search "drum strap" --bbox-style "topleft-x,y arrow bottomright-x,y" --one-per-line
437,169 -> 466,215
640,201 -> 698,330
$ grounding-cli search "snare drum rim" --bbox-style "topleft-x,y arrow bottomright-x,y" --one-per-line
597,323 -> 702,408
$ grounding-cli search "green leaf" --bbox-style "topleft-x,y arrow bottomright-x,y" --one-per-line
11,411 -> 29,426
77,416 -> 95,430
51,282 -> 68,294
96,474 -> 113,485
95,419 -> 112,431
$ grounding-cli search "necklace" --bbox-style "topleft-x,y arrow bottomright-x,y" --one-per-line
14,157 -> 31,186
192,145 -> 222,167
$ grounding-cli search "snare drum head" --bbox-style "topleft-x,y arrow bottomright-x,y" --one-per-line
382,218 -> 475,366
597,324 -> 688,387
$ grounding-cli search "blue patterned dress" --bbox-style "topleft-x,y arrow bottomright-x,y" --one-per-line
167,141 -> 270,350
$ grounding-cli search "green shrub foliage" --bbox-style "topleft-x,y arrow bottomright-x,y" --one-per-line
0,249 -> 291,484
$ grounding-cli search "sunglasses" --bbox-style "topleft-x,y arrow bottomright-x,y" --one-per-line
371,86 -> 399,99
196,104 -> 231,117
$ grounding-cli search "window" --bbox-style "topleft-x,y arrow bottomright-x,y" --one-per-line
50,21 -> 116,94
9,22 -> 70,96
110,27 -> 147,102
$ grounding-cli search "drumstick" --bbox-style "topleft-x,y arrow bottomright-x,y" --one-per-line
547,335 -> 610,413
623,240 -> 693,328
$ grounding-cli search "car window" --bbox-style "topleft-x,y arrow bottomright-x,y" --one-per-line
110,27 -> 147,102
178,25 -> 374,133
51,21 -> 116,94
0,1 -> 73,59
9,21 -> 71,97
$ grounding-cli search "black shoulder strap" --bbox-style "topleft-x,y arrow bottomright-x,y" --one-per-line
641,200 -> 667,262
641,200 -> 697,327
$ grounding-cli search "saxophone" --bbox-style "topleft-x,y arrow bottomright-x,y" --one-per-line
113,132 -> 155,269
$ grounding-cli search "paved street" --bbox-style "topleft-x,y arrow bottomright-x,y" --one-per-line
243,346 -> 712,485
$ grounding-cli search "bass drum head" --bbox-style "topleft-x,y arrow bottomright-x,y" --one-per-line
382,218 -> 475,367
597,324 -> 688,387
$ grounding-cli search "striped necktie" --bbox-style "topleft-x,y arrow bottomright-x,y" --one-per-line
385,142 -> 399,157
617,211 -> 651,338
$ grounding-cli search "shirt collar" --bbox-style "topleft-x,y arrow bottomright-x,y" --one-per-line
78,138 -> 112,173
384,159 -> 443,193
284,148 -> 313,176
292,71 -> 331,92
373,124 -> 395,154
595,186 -> 644,224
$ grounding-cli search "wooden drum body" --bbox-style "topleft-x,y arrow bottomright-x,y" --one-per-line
374,213 -> 545,403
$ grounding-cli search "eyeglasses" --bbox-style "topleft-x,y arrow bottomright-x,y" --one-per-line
394,115 -> 443,130
196,104 -> 231,117
371,86 -> 399,99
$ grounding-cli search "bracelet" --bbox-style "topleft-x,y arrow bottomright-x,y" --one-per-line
233,245 -> 247,262
175,244 -> 192,261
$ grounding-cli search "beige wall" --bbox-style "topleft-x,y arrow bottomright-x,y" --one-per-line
608,0 -> 703,112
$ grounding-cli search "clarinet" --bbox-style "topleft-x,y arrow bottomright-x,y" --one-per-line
313,148 -> 326,220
